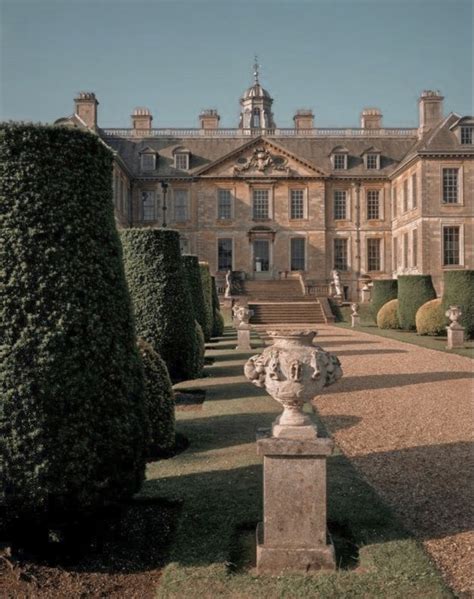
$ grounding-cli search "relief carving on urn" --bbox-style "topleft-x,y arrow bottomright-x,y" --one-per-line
244,330 -> 342,438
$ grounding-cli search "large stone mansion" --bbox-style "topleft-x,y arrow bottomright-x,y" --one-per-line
55,68 -> 473,299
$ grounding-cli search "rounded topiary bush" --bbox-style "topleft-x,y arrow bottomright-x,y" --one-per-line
0,123 -> 146,532
137,338 -> 175,455
377,299 -> 400,329
182,255 -> 209,341
442,270 -> 474,338
371,279 -> 398,322
416,298 -> 446,336
120,228 -> 201,382
199,262 -> 214,341
397,275 -> 436,330
211,276 -> 225,337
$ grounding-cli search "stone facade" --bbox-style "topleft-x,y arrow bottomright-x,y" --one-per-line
55,79 -> 474,299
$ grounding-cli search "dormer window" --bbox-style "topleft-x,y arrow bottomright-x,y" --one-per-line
362,147 -> 381,170
461,126 -> 473,144
140,149 -> 157,171
330,147 -> 349,170
173,147 -> 191,170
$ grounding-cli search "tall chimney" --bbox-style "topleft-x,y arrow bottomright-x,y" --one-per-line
293,109 -> 314,130
360,108 -> 382,129
199,109 -> 220,129
418,90 -> 444,136
74,92 -> 98,130
131,107 -> 153,132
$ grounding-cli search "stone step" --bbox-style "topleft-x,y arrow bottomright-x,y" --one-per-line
249,301 -> 326,325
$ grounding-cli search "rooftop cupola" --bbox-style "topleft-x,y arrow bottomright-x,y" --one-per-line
239,58 -> 276,130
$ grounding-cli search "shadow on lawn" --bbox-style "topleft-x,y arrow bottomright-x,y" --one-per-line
323,370 -> 473,394
334,348 -> 408,357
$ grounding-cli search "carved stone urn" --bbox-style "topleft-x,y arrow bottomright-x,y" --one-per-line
244,330 -> 342,438
446,305 -> 463,328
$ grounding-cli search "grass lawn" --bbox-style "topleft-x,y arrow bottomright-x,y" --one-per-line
337,305 -> 474,359
141,327 -> 454,598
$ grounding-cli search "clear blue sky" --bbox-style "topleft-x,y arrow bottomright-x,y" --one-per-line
1,0 -> 472,128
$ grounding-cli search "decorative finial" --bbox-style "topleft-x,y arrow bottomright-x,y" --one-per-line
253,55 -> 260,84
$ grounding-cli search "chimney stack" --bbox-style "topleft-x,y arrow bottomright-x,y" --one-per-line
199,109 -> 220,129
418,90 -> 444,136
293,109 -> 314,130
74,92 -> 98,130
131,107 -> 153,132
360,108 -> 382,129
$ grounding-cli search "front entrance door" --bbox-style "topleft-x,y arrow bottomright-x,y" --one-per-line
253,239 -> 270,273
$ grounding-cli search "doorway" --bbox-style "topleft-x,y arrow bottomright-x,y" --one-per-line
253,239 -> 270,273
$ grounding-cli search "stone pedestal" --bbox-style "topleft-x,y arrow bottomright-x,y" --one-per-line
256,432 -> 336,575
351,314 -> 360,328
360,286 -> 371,303
446,325 -> 465,349
333,294 -> 343,306
236,324 -> 252,351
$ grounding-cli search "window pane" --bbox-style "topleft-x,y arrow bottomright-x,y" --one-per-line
443,168 -> 459,203
179,236 -> 189,254
334,190 -> 347,220
443,227 -> 460,265
218,189 -> 232,219
403,233 -> 409,268
334,238 -> 348,271
290,238 -> 305,271
175,153 -> 188,170
367,238 -> 381,271
218,238 -> 233,271
253,189 -> 269,219
392,186 -> 398,218
367,154 -> 378,169
367,190 -> 380,220
142,191 -> 156,221
412,173 -> 417,209
174,190 -> 188,222
334,154 -> 346,169
412,229 -> 418,267
403,179 -> 408,212
461,127 -> 473,144
290,190 -> 305,219
393,237 -> 398,270
141,154 -> 155,171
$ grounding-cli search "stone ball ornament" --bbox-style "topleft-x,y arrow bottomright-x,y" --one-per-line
244,330 -> 342,437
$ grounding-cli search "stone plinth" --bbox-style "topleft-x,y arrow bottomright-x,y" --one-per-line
446,325 -> 465,349
236,324 -> 252,350
361,286 -> 371,303
256,433 -> 336,574
351,314 -> 360,327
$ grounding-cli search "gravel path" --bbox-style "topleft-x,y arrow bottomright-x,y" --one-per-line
311,325 -> 474,599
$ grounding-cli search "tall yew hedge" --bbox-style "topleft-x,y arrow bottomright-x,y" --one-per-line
371,279 -> 398,322
0,124 -> 146,531
211,275 -> 225,337
121,229 -> 203,382
442,270 -> 474,338
199,262 -> 214,341
397,275 -> 436,330
182,255 -> 209,339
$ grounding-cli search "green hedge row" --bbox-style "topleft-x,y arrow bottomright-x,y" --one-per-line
199,262 -> 214,341
137,339 -> 175,455
120,229 -> 203,382
371,280 -> 398,322
182,255 -> 209,341
397,275 -> 436,330
0,124 -> 146,530
211,276 -> 225,337
442,270 -> 474,338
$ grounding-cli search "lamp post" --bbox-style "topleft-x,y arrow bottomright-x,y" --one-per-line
161,181 -> 168,227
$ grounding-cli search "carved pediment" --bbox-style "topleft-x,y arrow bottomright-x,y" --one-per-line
195,138 -> 326,178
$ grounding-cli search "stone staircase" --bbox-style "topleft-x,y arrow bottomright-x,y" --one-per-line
240,279 -> 327,325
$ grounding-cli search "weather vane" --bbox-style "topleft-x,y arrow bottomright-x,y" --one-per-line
253,55 -> 260,84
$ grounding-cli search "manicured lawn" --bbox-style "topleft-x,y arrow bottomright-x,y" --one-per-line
338,306 -> 474,359
142,328 -> 454,598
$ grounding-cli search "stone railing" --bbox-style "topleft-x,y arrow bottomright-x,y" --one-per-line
304,282 -> 330,297
101,127 -> 418,139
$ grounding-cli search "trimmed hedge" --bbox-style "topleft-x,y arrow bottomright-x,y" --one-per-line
377,299 -> 400,329
137,338 -> 175,455
416,299 -> 446,336
199,262 -> 214,341
0,124 -> 146,530
121,229 -> 202,382
442,270 -> 474,338
194,321 -> 205,377
182,255 -> 209,341
211,276 -> 225,337
371,280 -> 398,322
397,275 -> 436,330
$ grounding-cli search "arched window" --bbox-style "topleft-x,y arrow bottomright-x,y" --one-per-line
252,108 -> 261,128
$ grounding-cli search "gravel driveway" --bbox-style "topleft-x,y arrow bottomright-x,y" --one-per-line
312,325 -> 474,598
